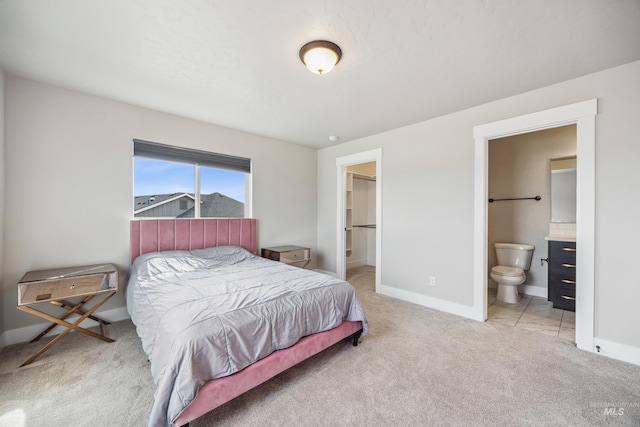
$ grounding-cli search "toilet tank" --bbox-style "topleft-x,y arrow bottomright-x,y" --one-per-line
494,243 -> 535,270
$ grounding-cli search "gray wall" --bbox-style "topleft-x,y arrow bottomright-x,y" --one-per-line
2,75 -> 317,335
317,60 -> 640,351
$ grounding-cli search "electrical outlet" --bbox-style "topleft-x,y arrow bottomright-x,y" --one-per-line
429,276 -> 436,287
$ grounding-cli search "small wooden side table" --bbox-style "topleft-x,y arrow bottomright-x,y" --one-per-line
261,245 -> 311,268
16,263 -> 118,366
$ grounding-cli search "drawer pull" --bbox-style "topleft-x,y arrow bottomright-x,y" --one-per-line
561,279 -> 576,285
561,263 -> 576,268
561,295 -> 576,301
561,247 -> 577,252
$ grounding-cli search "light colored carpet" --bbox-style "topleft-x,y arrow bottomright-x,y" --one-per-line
1,265 -> 639,426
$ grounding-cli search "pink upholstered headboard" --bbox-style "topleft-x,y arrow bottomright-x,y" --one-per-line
130,219 -> 257,265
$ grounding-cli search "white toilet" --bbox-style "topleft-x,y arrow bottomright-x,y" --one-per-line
490,243 -> 535,303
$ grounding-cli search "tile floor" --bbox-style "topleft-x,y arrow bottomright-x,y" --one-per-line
347,266 -> 575,342
487,287 -> 575,342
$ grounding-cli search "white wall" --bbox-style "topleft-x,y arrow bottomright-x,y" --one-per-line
317,60 -> 640,351
347,177 -> 375,269
347,178 -> 368,269
3,75 -> 317,334
366,179 -> 376,266
0,67 -> 5,346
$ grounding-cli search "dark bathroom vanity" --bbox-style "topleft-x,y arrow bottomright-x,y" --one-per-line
547,240 -> 576,312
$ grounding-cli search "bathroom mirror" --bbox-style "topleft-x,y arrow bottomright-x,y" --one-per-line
550,156 -> 577,222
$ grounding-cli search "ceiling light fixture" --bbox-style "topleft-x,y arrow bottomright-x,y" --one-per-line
299,40 -> 342,75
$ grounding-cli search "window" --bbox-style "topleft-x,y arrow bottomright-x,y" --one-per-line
133,139 -> 250,218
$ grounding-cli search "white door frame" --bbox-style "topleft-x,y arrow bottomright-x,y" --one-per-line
336,148 -> 382,291
473,99 -> 597,352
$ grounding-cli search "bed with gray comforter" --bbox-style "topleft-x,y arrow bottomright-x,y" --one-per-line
126,245 -> 368,427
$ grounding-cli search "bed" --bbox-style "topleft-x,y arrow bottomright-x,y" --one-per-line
127,219 -> 367,427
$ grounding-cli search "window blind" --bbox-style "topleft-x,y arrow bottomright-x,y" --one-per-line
133,139 -> 251,173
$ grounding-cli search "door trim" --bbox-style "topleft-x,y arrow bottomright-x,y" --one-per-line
336,148 -> 382,292
473,99 -> 597,352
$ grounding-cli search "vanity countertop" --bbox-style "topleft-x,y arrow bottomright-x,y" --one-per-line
545,235 -> 576,242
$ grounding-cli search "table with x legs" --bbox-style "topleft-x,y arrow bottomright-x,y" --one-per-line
16,263 -> 118,367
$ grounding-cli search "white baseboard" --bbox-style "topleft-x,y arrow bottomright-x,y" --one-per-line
489,281 -> 547,299
593,337 -> 640,366
379,283 -> 478,321
489,284 -> 547,299
6,288 -> 638,368
313,269 -> 339,278
4,307 -> 131,346
346,258 -> 367,269
521,284 -> 547,298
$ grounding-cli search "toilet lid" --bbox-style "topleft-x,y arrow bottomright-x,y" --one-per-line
491,266 -> 524,276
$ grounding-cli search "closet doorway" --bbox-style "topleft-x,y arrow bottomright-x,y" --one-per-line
346,164 -> 376,277
336,149 -> 382,292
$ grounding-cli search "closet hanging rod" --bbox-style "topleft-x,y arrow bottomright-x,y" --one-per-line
488,196 -> 541,203
352,174 -> 376,182
353,224 -> 376,228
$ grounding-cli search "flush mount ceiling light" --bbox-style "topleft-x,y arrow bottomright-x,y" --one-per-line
299,40 -> 342,75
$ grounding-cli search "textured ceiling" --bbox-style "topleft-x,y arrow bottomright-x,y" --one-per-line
1,0 -> 640,149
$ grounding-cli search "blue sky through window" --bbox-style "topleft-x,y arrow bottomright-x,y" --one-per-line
134,157 -> 245,202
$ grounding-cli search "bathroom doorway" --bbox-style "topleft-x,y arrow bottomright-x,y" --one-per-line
336,149 -> 382,293
486,126 -> 577,342
473,99 -> 597,353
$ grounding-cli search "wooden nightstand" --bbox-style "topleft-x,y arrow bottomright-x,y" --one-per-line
261,245 -> 311,268
16,263 -> 118,366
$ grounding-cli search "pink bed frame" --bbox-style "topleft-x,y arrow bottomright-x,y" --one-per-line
130,219 -> 363,426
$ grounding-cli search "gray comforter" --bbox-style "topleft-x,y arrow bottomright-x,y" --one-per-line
126,246 -> 368,427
